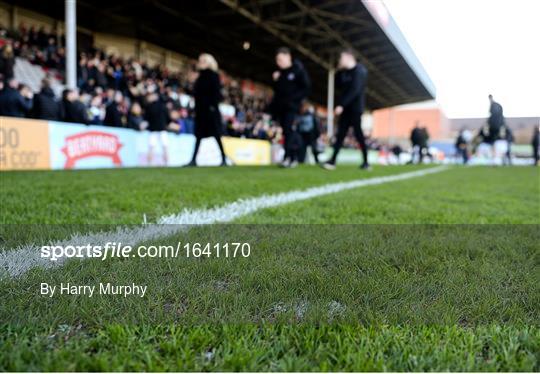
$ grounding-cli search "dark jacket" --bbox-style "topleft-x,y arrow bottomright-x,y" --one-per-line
193,69 -> 223,138
336,63 -> 367,114
500,125 -> 513,142
61,99 -> 88,124
144,98 -> 169,132
31,87 -> 61,120
532,128 -> 539,148
0,87 -> 32,117
419,128 -> 429,148
488,101 -> 504,129
0,54 -> 15,80
127,114 -> 145,131
104,102 -> 124,127
296,112 -> 320,138
410,127 -> 422,146
456,134 -> 467,149
269,59 -> 310,116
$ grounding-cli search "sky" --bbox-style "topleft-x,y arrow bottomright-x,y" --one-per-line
382,0 -> 540,118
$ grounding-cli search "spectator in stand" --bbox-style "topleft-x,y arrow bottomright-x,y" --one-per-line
31,78 -> 61,120
44,37 -> 58,68
144,91 -> 170,165
166,109 -> 182,133
110,62 -> 127,92
60,88 -> 88,124
187,53 -> 227,167
36,26 -> 49,49
88,95 -> 105,125
0,44 -> 15,80
77,53 -> 89,87
179,108 -> 194,134
103,91 -> 125,127
94,61 -> 108,89
127,102 -> 147,131
251,114 -> 272,140
0,78 -> 33,117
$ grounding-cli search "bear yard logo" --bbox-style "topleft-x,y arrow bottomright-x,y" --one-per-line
61,131 -> 123,169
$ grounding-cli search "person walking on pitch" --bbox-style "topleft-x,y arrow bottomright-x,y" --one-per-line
296,101 -> 321,164
267,47 -> 311,168
531,124 -> 539,166
186,53 -> 227,167
323,49 -> 370,170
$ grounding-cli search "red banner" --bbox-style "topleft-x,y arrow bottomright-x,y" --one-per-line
61,131 -> 123,169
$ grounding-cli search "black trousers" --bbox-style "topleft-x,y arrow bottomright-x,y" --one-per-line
418,145 -> 432,164
330,110 -> 368,165
457,147 -> 469,164
503,142 -> 512,166
276,110 -> 296,161
299,131 -> 320,163
190,135 -> 226,164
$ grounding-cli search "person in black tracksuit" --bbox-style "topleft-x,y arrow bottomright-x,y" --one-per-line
407,122 -> 422,164
477,94 -> 505,163
418,127 -> 433,164
488,95 -> 504,143
323,49 -> 369,170
268,47 -> 311,167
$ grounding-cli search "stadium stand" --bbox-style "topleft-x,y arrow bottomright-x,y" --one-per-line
14,57 -> 63,95
0,0 -> 439,168
0,22 -> 285,143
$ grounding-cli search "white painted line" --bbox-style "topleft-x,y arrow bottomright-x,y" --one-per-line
0,166 -> 449,278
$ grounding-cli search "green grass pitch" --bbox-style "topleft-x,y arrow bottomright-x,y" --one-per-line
0,165 -> 539,371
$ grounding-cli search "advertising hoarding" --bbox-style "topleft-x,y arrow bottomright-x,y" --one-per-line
0,117 -> 271,171
0,117 -> 50,171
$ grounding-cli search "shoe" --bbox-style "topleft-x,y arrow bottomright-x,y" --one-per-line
220,160 -> 228,167
279,159 -> 291,168
360,163 -> 372,171
183,161 -> 197,167
289,160 -> 298,168
321,162 -> 336,170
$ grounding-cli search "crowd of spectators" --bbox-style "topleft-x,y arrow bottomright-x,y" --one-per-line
0,24 -> 65,79
0,23 -> 287,143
